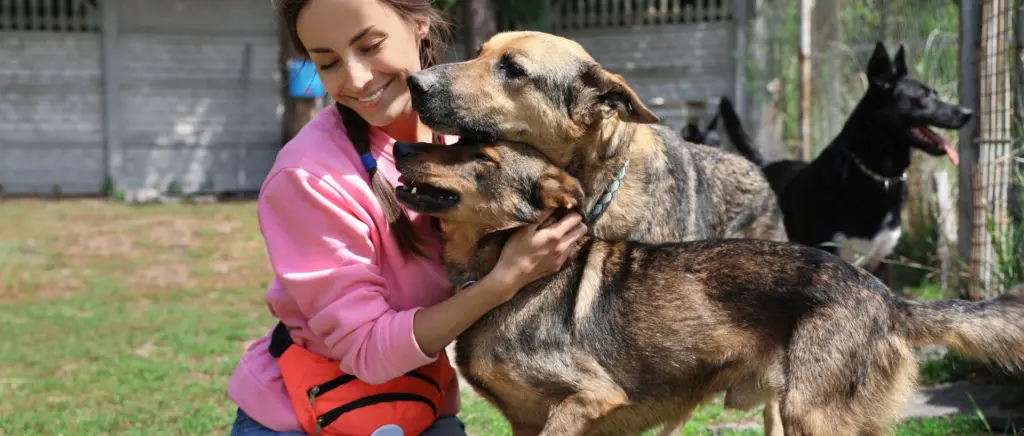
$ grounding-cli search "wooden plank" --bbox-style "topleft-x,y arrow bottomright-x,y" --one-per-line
29,0 -> 40,30
577,0 -> 585,29
1,0 -> 11,30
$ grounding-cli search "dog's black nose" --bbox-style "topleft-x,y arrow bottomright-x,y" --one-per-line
959,107 -> 974,118
393,140 -> 417,159
407,72 -> 436,98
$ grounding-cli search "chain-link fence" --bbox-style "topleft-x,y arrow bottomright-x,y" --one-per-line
971,0 -> 1020,297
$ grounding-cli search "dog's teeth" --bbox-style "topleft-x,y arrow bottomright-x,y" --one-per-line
411,186 -> 418,194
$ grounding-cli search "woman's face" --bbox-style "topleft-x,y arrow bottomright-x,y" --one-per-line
297,0 -> 429,127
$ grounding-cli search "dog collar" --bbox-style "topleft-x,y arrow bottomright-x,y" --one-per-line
843,149 -> 906,190
587,157 -> 630,224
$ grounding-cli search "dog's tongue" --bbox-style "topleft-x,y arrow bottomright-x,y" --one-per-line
916,127 -> 959,167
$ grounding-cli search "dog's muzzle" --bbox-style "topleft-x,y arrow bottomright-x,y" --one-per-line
407,72 -> 439,101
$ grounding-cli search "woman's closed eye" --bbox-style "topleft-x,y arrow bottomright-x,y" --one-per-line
360,38 -> 386,54
318,59 -> 339,71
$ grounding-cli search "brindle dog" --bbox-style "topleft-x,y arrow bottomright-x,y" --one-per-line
407,33 -> 787,431
391,138 -> 1024,436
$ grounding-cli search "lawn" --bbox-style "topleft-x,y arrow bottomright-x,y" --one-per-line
0,199 -> 996,434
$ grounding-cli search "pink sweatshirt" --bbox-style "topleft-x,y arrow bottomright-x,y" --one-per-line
227,104 -> 461,432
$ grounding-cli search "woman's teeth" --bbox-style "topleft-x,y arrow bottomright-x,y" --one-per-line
358,84 -> 387,104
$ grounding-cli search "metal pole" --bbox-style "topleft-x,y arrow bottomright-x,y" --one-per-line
799,0 -> 813,160
958,0 -> 982,284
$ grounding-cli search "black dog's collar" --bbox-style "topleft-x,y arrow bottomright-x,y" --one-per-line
842,148 -> 906,190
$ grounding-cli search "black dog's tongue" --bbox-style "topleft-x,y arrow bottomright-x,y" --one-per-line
912,126 -> 960,167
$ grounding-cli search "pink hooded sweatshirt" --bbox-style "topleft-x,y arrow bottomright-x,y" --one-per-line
227,104 -> 461,432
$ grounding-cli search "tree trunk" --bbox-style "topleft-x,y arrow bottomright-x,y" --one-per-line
461,0 -> 498,60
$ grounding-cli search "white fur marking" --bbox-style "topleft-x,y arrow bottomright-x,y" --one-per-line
833,214 -> 902,271
574,243 -> 607,325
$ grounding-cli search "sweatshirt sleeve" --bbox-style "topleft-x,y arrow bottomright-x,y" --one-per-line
258,167 -> 438,384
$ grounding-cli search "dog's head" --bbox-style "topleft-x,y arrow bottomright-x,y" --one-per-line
864,41 -> 973,165
680,116 -> 721,147
392,138 -> 586,235
407,31 -> 659,166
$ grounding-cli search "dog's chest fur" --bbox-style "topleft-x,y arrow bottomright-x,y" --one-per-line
832,211 -> 901,270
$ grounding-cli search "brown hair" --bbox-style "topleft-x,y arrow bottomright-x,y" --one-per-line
273,0 -> 451,258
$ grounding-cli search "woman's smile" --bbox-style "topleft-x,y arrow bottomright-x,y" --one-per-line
351,78 -> 394,109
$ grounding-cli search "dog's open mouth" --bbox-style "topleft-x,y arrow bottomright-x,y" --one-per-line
395,176 -> 461,212
910,126 -> 960,166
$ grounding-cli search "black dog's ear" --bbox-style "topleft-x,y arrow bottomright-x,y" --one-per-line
529,171 -> 587,221
893,45 -> 909,77
583,64 -> 660,124
866,41 -> 896,89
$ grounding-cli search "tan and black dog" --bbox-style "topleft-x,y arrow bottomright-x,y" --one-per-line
407,29 -> 788,433
391,138 -> 1024,436
406,30 -> 785,245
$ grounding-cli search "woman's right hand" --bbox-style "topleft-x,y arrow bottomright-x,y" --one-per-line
490,209 -> 588,300
412,208 -> 587,356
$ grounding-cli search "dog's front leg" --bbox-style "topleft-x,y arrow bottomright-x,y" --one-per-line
538,390 -> 628,436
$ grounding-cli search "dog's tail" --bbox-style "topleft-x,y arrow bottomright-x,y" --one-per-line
901,284 -> 1024,371
718,96 -> 765,167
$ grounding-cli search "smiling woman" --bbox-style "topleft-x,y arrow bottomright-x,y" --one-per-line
225,1 -> 588,436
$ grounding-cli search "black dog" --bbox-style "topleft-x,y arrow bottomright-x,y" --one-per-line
680,111 -> 721,146
723,41 -> 973,276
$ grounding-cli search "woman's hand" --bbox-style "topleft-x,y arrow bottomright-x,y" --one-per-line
492,209 -> 588,298
412,209 -> 587,356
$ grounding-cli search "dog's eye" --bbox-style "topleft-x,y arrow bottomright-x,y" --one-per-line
475,152 -> 495,163
498,55 -> 527,80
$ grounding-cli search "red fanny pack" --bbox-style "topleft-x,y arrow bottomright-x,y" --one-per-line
268,322 -> 455,436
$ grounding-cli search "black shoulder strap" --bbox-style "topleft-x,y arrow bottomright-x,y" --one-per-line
268,321 -> 294,358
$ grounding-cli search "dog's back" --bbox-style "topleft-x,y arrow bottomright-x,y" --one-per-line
648,124 -> 787,242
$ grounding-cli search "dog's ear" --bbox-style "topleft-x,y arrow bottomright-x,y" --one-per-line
893,45 -> 909,77
583,64 -> 660,124
866,41 -> 896,89
530,170 -> 586,217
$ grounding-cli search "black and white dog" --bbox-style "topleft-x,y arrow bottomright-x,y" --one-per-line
721,41 -> 973,276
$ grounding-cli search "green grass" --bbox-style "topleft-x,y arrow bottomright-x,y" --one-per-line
0,199 -> 275,434
458,390 -> 995,435
0,199 -> 1013,434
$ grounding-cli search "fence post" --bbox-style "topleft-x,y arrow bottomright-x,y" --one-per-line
799,0 -> 813,160
1012,0 -> 1023,224
958,0 -> 982,291
100,0 -> 122,195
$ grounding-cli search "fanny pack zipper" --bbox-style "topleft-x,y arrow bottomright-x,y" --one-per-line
309,371 -> 442,431
315,393 -> 438,430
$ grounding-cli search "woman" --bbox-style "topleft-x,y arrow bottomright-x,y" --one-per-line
227,0 -> 587,435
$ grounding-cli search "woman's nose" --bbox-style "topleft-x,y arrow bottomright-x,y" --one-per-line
342,57 -> 374,93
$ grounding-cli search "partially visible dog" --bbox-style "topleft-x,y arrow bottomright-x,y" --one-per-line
392,137 -> 1024,436
722,42 -> 973,274
407,30 -> 786,246
679,112 -> 720,146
